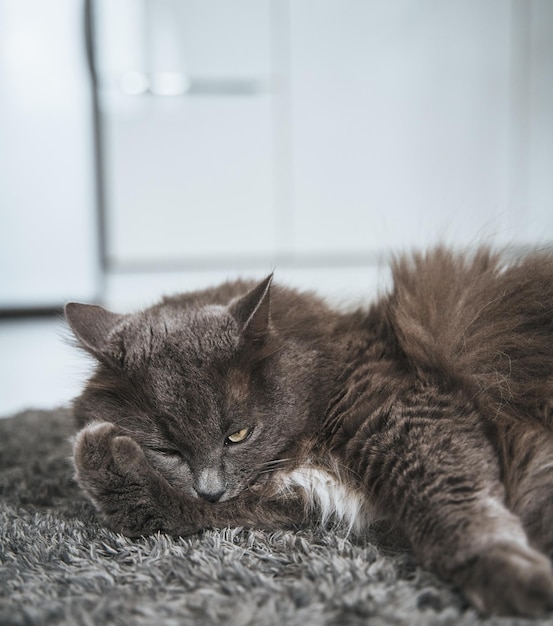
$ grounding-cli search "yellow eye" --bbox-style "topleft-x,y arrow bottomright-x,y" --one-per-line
226,427 -> 252,444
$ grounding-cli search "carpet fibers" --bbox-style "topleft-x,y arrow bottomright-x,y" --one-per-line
0,409 -> 550,626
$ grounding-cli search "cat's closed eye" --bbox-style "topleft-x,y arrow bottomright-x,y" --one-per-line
152,447 -> 182,457
226,427 -> 252,445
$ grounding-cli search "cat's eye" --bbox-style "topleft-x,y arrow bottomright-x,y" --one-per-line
226,427 -> 252,444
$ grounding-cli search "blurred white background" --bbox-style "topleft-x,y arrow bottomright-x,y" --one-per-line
1,0 -> 552,415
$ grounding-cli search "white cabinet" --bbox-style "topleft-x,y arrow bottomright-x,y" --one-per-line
0,0 -> 99,309
95,0 -> 277,267
288,0 -> 553,255
3,1 -> 550,312
104,97 -> 275,264
96,0 -> 553,309
289,0 -> 513,255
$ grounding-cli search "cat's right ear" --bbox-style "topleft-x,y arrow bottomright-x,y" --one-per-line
65,302 -> 124,363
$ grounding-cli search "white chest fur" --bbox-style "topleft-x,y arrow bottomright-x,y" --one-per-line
275,464 -> 373,535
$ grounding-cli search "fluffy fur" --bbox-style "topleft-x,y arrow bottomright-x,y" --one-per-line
65,246 -> 553,617
275,461 -> 373,534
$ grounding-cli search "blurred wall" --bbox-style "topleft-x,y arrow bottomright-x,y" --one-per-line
1,0 -> 552,311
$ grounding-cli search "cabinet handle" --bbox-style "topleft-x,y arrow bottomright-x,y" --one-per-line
120,71 -> 267,97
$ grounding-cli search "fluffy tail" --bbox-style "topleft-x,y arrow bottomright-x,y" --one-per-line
390,246 -> 553,424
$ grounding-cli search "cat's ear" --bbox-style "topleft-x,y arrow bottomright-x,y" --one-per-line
230,274 -> 273,339
65,302 -> 124,362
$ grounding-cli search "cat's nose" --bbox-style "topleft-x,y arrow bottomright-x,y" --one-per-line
194,467 -> 227,503
195,486 -> 226,503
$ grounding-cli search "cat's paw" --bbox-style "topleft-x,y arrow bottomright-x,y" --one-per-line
73,421 -> 145,489
73,421 -> 172,536
461,542 -> 553,616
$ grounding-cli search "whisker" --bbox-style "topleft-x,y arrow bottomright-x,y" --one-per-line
255,458 -> 294,477
257,468 -> 283,476
256,460 -> 292,473
259,458 -> 292,467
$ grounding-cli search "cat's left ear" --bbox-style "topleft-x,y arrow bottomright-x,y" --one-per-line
230,274 -> 273,339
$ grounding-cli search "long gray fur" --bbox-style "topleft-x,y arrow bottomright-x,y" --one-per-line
0,409 -> 546,626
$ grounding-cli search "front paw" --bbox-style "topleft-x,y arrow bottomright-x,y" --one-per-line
73,421 -> 171,536
461,542 -> 553,616
73,421 -> 144,495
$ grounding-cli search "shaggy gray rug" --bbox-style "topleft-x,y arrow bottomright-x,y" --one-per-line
0,409 -> 551,626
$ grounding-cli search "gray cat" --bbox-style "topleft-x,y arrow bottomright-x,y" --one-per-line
66,246 -> 553,617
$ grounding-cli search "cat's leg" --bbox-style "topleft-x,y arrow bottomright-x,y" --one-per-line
349,397 -> 553,616
73,421 -> 303,537
501,421 -> 553,556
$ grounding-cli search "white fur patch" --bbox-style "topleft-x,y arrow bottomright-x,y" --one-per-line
276,464 -> 372,535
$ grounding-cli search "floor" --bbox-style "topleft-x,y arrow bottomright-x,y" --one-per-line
0,316 -> 92,418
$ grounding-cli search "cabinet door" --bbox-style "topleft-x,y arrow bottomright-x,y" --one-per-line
94,0 -> 277,267
0,0 -> 99,309
289,0 -> 517,255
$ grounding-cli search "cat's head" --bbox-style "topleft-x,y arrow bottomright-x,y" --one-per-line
66,276 -> 316,502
